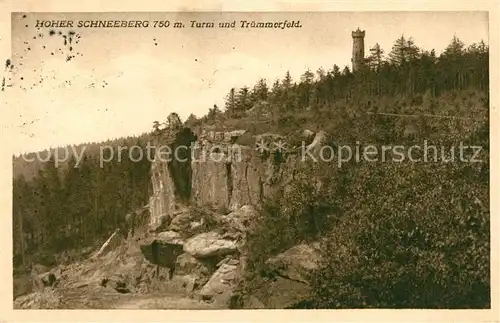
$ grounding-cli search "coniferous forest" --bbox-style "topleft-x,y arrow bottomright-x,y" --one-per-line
13,137 -> 152,267
13,34 -> 490,307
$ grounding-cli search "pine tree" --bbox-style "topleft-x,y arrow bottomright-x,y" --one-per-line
389,35 -> 407,66
269,79 -> 283,115
300,68 -> 315,84
224,88 -> 237,116
444,35 -> 465,57
441,36 -> 467,90
331,64 -> 341,77
405,37 -> 420,62
368,43 -> 384,72
282,71 -> 293,90
252,78 -> 269,102
235,86 -> 252,112
298,69 -> 315,108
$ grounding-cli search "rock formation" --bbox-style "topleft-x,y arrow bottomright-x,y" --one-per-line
149,114 -> 313,232
16,115 -> 330,309
141,117 -> 331,306
148,113 -> 197,230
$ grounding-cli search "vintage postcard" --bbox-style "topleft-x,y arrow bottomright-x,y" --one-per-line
0,1 -> 498,322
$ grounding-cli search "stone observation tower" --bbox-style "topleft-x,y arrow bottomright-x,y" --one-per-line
351,27 -> 366,72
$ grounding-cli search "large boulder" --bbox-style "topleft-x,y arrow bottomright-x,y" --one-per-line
236,243 -> 322,309
199,263 -> 240,303
183,231 -> 238,259
157,230 -> 184,245
139,237 -> 184,272
264,243 -> 322,284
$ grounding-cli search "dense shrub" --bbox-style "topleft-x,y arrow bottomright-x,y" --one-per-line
311,159 -> 489,308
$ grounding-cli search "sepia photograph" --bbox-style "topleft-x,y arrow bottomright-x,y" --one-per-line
0,4 -> 496,319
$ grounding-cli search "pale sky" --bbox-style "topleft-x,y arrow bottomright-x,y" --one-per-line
4,11 -> 489,153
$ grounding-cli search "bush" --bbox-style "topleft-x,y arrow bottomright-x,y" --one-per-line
311,160 -> 489,308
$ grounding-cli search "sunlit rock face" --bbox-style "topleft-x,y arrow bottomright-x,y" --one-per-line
148,113 -> 197,230
190,130 -> 297,212
148,119 -> 314,230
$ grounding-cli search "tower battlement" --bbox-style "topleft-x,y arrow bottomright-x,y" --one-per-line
352,29 -> 365,38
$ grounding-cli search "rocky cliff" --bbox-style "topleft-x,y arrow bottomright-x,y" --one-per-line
16,114 -> 328,309
140,114 -> 328,307
148,114 -> 310,231
147,117 -> 197,230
